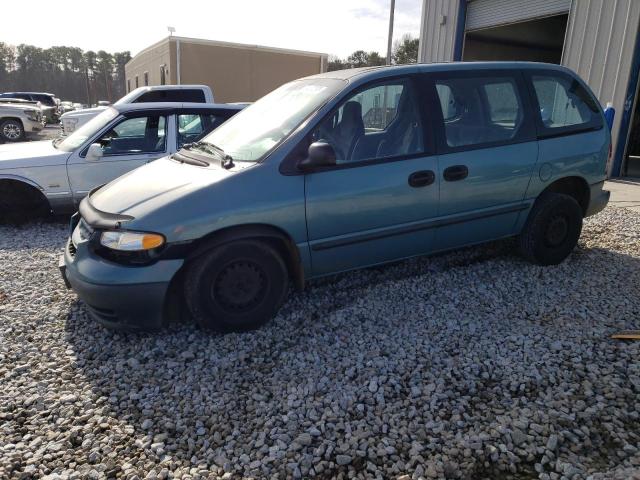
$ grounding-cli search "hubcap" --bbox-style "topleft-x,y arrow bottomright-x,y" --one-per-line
3,123 -> 22,140
212,261 -> 266,312
545,215 -> 569,247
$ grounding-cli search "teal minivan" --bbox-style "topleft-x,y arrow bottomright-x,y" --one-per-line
60,62 -> 610,332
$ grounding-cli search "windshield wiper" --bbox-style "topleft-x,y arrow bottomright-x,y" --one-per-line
52,138 -> 62,148
183,141 -> 235,169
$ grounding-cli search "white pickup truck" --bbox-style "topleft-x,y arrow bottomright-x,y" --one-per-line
60,85 -> 214,134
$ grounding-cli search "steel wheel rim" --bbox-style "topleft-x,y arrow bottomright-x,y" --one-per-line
212,260 -> 267,313
545,215 -> 569,247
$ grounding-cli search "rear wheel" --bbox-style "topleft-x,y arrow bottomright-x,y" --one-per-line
184,240 -> 289,332
518,192 -> 583,265
0,119 -> 25,142
0,181 -> 50,224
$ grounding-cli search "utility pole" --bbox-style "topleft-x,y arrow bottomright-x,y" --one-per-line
386,0 -> 395,65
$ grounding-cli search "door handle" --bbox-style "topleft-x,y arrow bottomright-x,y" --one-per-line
443,165 -> 468,182
408,170 -> 435,188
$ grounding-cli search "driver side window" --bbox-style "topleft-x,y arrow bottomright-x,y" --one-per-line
312,79 -> 424,164
97,115 -> 166,156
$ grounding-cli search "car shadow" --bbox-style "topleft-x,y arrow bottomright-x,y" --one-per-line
61,234 -> 640,476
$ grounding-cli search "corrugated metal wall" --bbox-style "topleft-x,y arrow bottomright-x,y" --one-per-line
418,0 -> 460,63
562,0 -> 640,172
466,0 -> 571,31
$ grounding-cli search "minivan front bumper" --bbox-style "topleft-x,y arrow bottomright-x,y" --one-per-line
60,238 -> 183,331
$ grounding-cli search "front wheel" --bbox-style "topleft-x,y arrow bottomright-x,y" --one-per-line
518,192 -> 583,266
184,240 -> 289,332
0,119 -> 25,142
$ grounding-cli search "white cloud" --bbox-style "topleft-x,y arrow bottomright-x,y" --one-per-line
1,0 -> 421,58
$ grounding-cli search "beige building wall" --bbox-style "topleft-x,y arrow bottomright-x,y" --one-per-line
561,0 -> 640,172
125,37 -> 327,103
124,39 -> 173,92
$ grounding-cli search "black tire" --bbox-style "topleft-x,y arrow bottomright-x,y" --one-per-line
0,181 -> 50,224
184,240 -> 289,332
518,192 -> 583,266
0,119 -> 25,142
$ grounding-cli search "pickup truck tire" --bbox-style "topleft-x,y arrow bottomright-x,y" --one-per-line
518,192 -> 583,266
0,180 -> 50,223
0,119 -> 25,142
184,240 -> 289,332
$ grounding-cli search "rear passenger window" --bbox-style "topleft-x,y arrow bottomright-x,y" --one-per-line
434,76 -> 526,148
530,74 -> 601,131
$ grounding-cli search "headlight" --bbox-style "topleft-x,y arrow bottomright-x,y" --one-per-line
100,231 -> 165,251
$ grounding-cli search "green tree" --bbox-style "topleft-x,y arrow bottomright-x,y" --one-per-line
347,50 -> 370,68
0,43 -> 129,103
367,51 -> 386,66
393,34 -> 419,65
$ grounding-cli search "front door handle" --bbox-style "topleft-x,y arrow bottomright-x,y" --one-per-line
443,165 -> 468,182
408,170 -> 435,188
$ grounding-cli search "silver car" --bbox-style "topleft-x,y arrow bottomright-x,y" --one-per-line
0,102 -> 243,221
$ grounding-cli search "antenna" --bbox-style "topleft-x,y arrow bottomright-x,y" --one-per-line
167,26 -> 176,37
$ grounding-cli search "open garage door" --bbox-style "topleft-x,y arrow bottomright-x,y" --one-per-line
463,0 -> 570,64
463,14 -> 568,63
466,0 -> 571,32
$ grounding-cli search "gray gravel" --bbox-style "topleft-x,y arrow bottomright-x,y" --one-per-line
1,207 -> 639,479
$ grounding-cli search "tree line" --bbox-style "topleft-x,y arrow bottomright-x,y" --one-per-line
328,34 -> 419,71
0,43 -> 131,104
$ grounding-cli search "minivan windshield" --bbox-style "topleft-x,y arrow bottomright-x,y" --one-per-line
199,78 -> 345,162
55,107 -> 119,152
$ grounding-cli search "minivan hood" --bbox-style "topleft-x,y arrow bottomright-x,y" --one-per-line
90,155 -> 244,217
0,140 -> 70,169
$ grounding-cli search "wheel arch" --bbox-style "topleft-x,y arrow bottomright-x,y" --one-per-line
539,176 -> 590,215
184,223 -> 305,291
0,176 -> 52,221
0,174 -> 45,192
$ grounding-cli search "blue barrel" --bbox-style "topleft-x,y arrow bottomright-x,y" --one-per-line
604,104 -> 615,131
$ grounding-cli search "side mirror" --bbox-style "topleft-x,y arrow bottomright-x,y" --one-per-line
298,141 -> 336,171
86,143 -> 104,161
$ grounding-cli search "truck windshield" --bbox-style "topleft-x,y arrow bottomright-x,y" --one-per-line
55,108 -> 119,152
199,78 -> 345,162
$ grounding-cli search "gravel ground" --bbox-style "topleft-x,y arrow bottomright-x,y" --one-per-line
1,207 -> 639,480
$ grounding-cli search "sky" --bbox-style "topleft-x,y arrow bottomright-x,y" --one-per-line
2,0 -> 422,59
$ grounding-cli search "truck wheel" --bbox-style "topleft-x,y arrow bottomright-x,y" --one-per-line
184,240 -> 289,332
518,192 -> 583,266
0,119 -> 25,142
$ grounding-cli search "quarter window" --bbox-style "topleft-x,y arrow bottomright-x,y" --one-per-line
177,113 -> 225,148
531,74 -> 600,130
434,76 -> 524,148
312,79 -> 424,164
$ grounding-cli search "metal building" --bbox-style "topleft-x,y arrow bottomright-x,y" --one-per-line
418,0 -> 640,177
125,36 -> 328,104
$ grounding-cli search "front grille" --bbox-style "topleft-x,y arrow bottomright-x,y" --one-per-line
78,219 -> 94,241
67,239 -> 76,257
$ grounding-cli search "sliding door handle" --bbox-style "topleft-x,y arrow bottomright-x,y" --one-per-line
443,165 -> 468,182
408,170 -> 435,187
